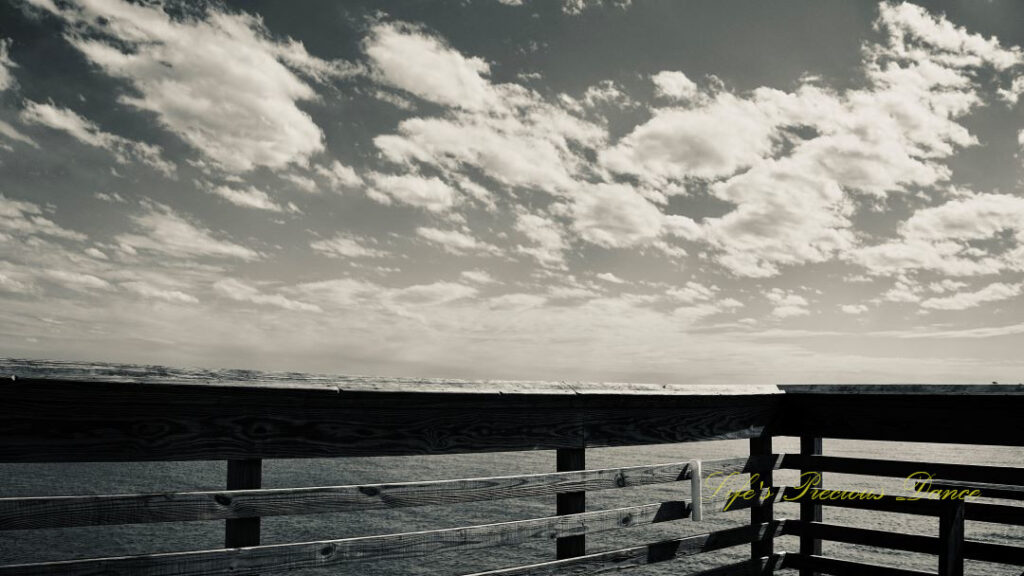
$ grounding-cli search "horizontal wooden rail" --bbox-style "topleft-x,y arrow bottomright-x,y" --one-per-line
0,456 -> 775,530
463,522 -> 786,575
783,521 -> 1024,566
782,554 -> 934,576
916,480 -> 1024,500
779,454 -> 1024,485
688,555 -> 787,576
778,389 -> 1024,446
0,500 -> 692,576
0,376 -> 779,462
754,488 -> 1024,525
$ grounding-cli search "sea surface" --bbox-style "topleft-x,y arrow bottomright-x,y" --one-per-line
1,439 -> 1021,575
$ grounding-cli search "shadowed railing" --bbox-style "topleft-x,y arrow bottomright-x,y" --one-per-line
0,360 -> 1021,576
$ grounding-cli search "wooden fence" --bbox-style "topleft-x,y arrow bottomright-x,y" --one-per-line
0,360 -> 1021,575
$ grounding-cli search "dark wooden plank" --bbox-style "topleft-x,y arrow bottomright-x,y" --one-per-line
963,540 -> 1024,566
798,436 -> 822,576
965,501 -> 1024,526
785,521 -> 1024,566
0,456 -> 772,530
688,554 -> 787,576
749,436 -> 774,564
0,376 -> 779,462
780,455 -> 1024,486
225,459 -> 261,548
916,480 -> 1024,501
463,523 -> 785,575
784,521 -> 936,555
782,554 -> 935,576
938,499 -> 964,576
555,448 -> 585,559
0,500 -> 691,576
726,488 -> 948,516
777,392 -> 1024,446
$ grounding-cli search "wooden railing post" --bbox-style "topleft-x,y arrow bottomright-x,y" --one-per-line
749,435 -> 773,567
225,458 -> 262,548
799,436 -> 823,576
938,497 -> 965,576
556,448 -> 585,559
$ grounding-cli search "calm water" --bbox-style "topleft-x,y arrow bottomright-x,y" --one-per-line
1,439 -> 1021,575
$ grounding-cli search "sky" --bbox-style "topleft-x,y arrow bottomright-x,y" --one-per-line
1,0 -> 1024,384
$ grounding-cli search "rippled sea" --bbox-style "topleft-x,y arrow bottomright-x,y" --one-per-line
1,439 -> 1021,575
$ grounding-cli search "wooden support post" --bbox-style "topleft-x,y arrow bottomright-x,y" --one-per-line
749,435 -> 773,566
938,498 -> 965,576
799,436 -> 823,576
556,448 -> 585,559
225,458 -> 262,548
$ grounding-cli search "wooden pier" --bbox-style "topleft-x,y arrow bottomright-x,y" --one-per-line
0,360 -> 1021,575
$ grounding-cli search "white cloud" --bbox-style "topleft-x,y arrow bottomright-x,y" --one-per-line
767,289 -> 810,318
651,71 -> 700,102
209,185 -> 292,213
391,281 -> 478,306
460,270 -> 497,284
601,92 -> 780,183
43,269 -> 111,292
309,234 -> 385,259
416,227 -> 501,255
841,304 -> 869,315
28,0 -> 349,173
121,280 -> 198,304
0,38 -> 16,92
368,22 -> 604,196
920,282 -> 1022,311
515,212 -> 569,268
367,172 -> 459,212
570,183 -> 666,249
666,282 -> 716,304
365,22 -> 495,110
0,194 -> 86,240
595,272 -> 626,284
214,278 -> 321,312
310,233 -> 386,259
283,173 -> 317,193
316,160 -> 364,192
21,101 -> 174,175
852,193 -> 1024,277
115,202 -> 261,261
0,119 -> 36,148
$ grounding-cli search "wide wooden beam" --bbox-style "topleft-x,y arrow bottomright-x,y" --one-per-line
777,391 -> 1024,446
0,500 -> 691,576
0,375 -> 778,463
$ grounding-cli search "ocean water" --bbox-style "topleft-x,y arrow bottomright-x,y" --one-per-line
0,438 -> 1021,575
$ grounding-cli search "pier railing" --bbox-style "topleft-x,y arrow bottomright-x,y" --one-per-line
0,360 -> 1021,575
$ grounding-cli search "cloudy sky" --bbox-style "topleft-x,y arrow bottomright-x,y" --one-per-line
1,0 -> 1024,384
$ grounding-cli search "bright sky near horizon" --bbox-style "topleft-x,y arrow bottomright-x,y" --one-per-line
1,0 -> 1024,384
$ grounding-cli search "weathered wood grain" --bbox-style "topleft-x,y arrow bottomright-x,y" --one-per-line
782,554 -> 934,576
916,480 -> 1024,501
0,372 -> 779,462
783,521 -> 1024,565
779,454 -> 1024,485
777,392 -> 1024,445
0,500 -> 691,576
0,456 -> 774,530
463,523 -> 785,576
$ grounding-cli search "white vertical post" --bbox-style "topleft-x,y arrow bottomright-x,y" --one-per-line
690,458 -> 703,521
